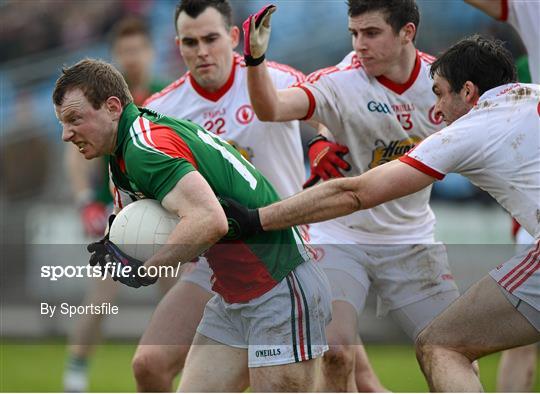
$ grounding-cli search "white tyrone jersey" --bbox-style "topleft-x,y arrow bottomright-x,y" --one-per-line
502,0 -> 539,83
401,83 -> 540,239
298,51 -> 444,243
143,53 -> 305,198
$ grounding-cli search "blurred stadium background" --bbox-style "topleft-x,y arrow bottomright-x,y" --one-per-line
1,0 -> 538,392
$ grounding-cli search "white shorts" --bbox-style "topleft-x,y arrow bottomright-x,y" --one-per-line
309,221 -> 459,318
516,226 -> 535,253
196,260 -> 332,368
490,240 -> 540,329
180,257 -> 214,293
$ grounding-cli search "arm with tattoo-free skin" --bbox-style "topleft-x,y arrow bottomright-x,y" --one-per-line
464,0 -> 504,19
144,171 -> 228,269
258,160 -> 437,231
243,4 -> 310,122
247,63 -> 310,122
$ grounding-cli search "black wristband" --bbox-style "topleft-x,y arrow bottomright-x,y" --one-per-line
244,54 -> 265,67
306,134 -> 328,148
249,207 -> 264,234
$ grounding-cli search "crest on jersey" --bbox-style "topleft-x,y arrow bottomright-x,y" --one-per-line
428,105 -> 443,125
236,104 -> 255,125
369,136 -> 422,168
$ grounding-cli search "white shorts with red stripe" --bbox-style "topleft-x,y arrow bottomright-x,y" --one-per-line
490,240 -> 540,317
196,260 -> 331,367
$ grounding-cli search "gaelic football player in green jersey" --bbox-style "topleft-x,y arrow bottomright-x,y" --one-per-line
53,58 -> 331,392
62,17 -> 172,392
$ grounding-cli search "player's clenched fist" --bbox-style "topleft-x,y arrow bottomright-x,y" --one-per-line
242,4 -> 276,66
303,135 -> 351,188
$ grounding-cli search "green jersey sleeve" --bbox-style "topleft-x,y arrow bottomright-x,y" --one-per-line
124,121 -> 199,202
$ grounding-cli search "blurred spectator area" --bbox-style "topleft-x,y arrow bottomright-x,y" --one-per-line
0,0 -> 527,210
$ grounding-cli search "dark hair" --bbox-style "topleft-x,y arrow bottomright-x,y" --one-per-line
174,0 -> 232,32
110,16 -> 152,46
347,0 -> 420,37
52,59 -> 133,109
430,35 -> 517,95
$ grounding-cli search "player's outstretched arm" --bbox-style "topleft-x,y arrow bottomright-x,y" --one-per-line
243,4 -> 310,122
259,160 -> 436,230
463,0 -> 504,20
146,172 -> 228,268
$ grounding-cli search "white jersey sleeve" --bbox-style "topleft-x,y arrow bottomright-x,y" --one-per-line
504,0 -> 540,83
401,83 -> 540,239
400,119 -> 481,179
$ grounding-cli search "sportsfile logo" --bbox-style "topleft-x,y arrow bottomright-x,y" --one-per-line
367,100 -> 391,114
369,136 -> 422,168
41,263 -> 182,281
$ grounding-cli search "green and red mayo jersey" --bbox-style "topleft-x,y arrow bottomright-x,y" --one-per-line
109,103 -> 310,302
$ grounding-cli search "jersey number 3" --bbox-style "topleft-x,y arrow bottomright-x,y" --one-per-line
397,113 -> 413,131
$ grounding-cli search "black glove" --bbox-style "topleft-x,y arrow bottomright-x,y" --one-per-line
87,215 -> 157,288
218,196 -> 264,240
87,214 -> 115,271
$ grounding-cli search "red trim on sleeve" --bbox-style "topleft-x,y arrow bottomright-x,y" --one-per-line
144,120 -> 198,169
297,85 -> 316,120
418,51 -> 436,64
399,155 -> 445,180
376,51 -> 421,95
500,0 -> 509,21
190,58 -> 236,102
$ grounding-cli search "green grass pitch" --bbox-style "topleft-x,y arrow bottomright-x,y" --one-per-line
1,341 -> 538,392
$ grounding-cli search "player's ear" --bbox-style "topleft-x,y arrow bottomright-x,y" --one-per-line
230,25 -> 240,48
400,22 -> 416,44
175,36 -> 180,48
105,97 -> 123,120
461,81 -> 480,104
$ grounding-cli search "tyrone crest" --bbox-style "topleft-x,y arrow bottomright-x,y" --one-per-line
236,104 -> 255,125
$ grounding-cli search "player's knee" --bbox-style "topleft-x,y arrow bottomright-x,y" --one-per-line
323,343 -> 355,375
132,350 -> 169,388
415,328 -> 438,367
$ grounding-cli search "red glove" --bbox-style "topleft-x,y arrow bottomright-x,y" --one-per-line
303,135 -> 351,188
81,201 -> 108,237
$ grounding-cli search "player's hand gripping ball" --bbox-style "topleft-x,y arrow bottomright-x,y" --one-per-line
87,224 -> 157,288
242,4 -> 276,66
